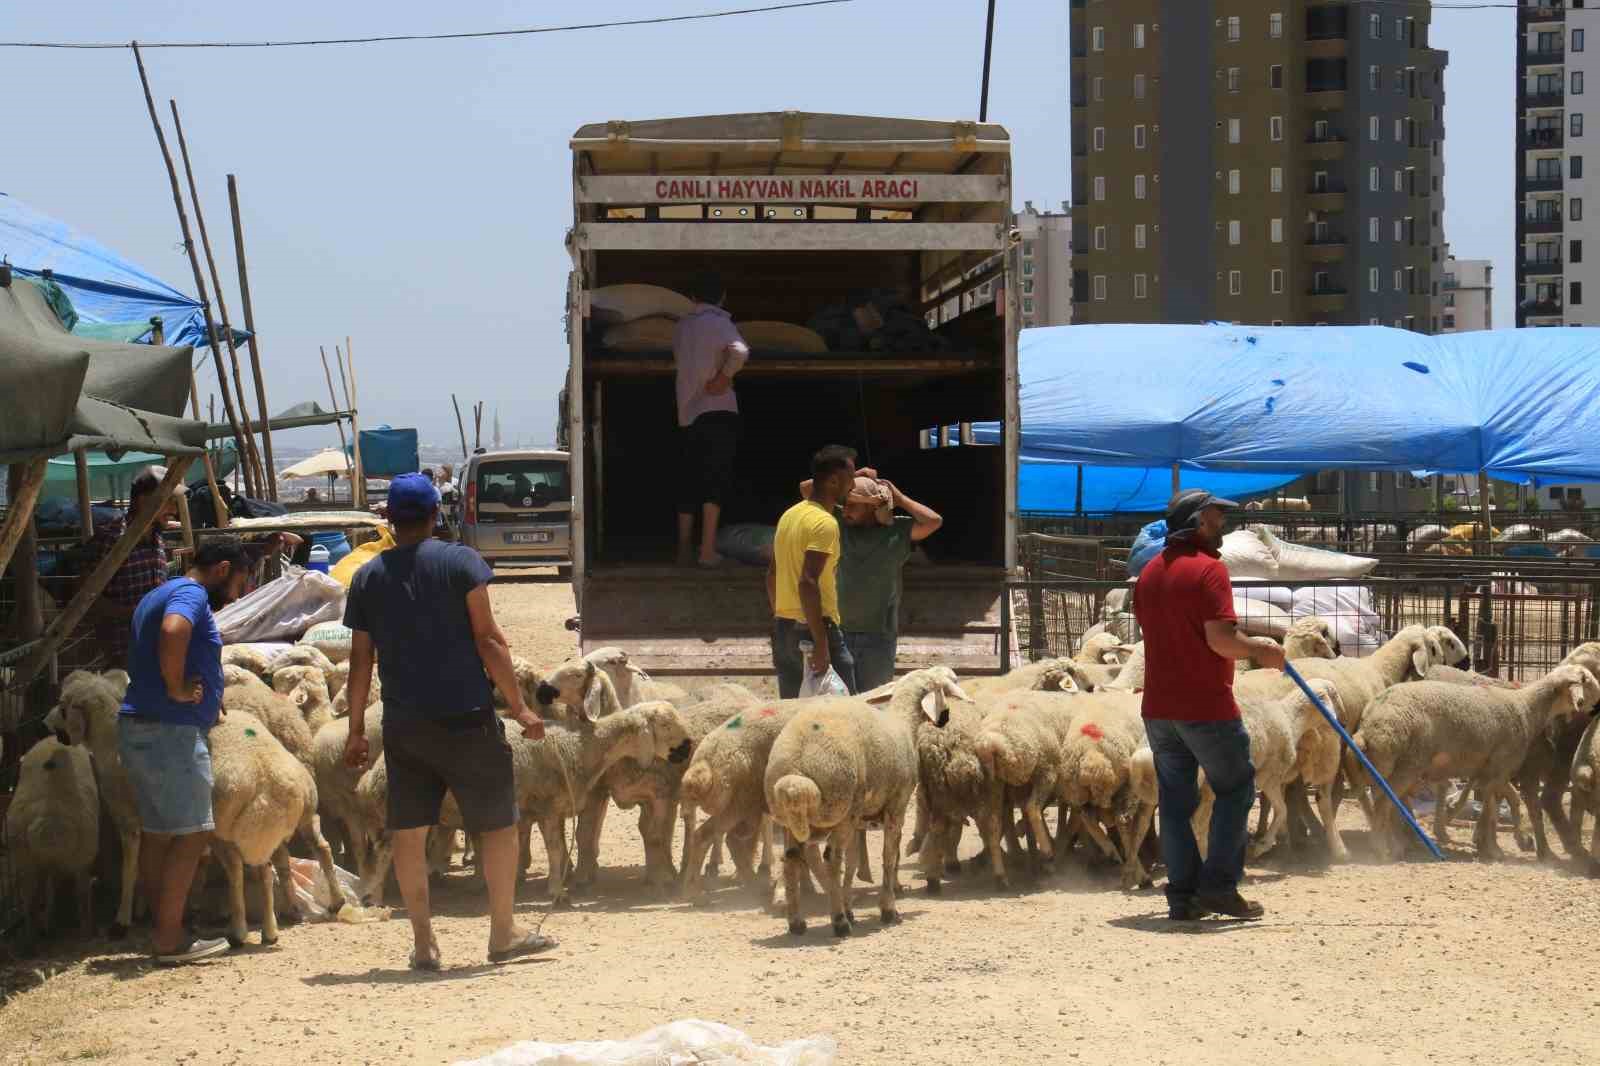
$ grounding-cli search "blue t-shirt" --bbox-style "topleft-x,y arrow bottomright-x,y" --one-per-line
122,578 -> 224,728
343,539 -> 496,722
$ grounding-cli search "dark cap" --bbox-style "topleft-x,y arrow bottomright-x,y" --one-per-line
388,472 -> 440,521
1165,489 -> 1239,531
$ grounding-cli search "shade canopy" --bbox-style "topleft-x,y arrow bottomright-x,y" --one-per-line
280,449 -> 352,479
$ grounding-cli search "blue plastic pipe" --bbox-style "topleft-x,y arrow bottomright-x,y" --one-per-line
1282,662 -> 1445,861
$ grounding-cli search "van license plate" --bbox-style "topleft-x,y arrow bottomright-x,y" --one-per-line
508,532 -> 552,544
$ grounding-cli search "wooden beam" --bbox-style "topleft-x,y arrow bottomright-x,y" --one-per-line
13,457 -> 195,687
319,346 -> 351,503
226,174 -> 278,500
6,465 -> 44,651
344,337 -> 367,510
73,450 -> 94,541
188,369 -> 230,528
0,458 -> 49,580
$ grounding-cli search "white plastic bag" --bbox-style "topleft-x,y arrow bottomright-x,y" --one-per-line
456,1020 -> 837,1066
215,566 -> 346,644
798,643 -> 850,698
285,857 -> 390,923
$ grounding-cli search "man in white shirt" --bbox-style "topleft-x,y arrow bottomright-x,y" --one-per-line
672,270 -> 750,568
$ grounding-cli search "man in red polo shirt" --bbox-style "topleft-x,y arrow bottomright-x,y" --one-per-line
1134,490 -> 1285,921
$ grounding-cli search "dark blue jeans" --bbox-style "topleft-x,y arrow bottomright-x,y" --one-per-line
842,631 -> 897,691
772,618 -> 856,699
1145,717 -> 1256,905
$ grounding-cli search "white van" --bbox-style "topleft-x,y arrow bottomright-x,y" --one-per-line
456,449 -> 571,575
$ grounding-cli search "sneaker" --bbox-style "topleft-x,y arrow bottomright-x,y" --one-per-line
1194,891 -> 1265,920
154,937 -> 230,967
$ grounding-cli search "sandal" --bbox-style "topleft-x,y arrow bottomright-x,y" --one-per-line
487,930 -> 558,963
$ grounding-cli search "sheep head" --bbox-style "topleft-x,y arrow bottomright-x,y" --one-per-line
537,658 -> 618,722
45,671 -> 117,746
866,668 -> 970,727
222,664 -> 267,690
1427,626 -> 1470,668
273,665 -> 330,706
1553,665 -> 1600,719
627,700 -> 692,765
1389,626 -> 1433,681
1286,617 -> 1337,661
101,669 -> 131,698
506,657 -> 546,714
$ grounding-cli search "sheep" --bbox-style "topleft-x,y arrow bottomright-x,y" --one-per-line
1571,714 -> 1600,876
1075,631 -> 1134,667
905,666 -> 996,897
1429,626 -> 1470,668
348,754 -> 464,901
765,669 -> 969,937
1347,664 -> 1600,861
220,644 -> 274,679
970,689 -> 1081,888
326,660 -> 349,698
268,644 -> 338,681
221,680 -> 314,772
582,645 -> 691,707
331,669 -> 381,717
1105,643 -> 1146,693
43,670 -> 142,936
207,709 -> 348,945
5,737 -> 100,940
1123,745 -> 1159,889
957,657 -> 1080,700
271,665 -> 335,735
310,705 -> 385,880
1237,616 -> 1337,673
1054,690 -> 1147,873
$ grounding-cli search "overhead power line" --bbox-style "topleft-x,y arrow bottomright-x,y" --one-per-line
0,0 -> 852,50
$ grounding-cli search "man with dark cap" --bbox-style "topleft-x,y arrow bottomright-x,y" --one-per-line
672,270 -> 749,568
1133,489 -> 1285,921
341,472 -> 552,970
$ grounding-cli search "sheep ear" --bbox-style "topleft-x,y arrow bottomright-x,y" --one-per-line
579,681 -> 602,723
1410,646 -> 1430,680
1570,682 -> 1590,713
291,686 -> 310,708
919,689 -> 946,723
942,679 -> 974,703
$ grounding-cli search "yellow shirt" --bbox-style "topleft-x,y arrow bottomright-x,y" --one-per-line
773,500 -> 841,624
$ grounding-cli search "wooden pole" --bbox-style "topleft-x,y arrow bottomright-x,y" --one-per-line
474,402 -> 484,451
0,457 -> 49,580
319,346 -> 352,504
452,394 -> 469,460
168,99 -> 267,499
344,336 -> 367,509
73,449 -> 95,542
130,44 -> 253,496
1478,470 -> 1494,552
1171,463 -> 1180,495
6,465 -> 44,650
226,173 -> 278,500
335,344 -> 358,505
14,458 -> 196,687
187,367 -> 229,528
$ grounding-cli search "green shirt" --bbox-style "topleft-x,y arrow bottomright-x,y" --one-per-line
838,516 -> 915,634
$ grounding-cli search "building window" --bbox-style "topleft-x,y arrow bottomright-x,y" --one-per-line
1395,17 -> 1404,40
1576,28 -> 1587,52
1022,298 -> 1034,315
1394,269 -> 1404,293
1134,23 -> 1146,48
1573,281 -> 1584,305
1227,16 -> 1240,41
1576,71 -> 1587,96
1269,116 -> 1283,141
1395,219 -> 1404,242
1093,175 -> 1106,201
1369,65 -> 1381,91
1313,169 -> 1329,192
1269,12 -> 1283,38
1134,174 -> 1147,199
1093,77 -> 1104,101
1270,167 -> 1283,192
1575,113 -> 1586,138
1022,259 -> 1035,276
1134,124 -> 1147,149
1093,127 -> 1106,151
1369,216 -> 1380,243
1092,275 -> 1107,301
1093,225 -> 1107,251
1395,118 -> 1404,143
1369,268 -> 1380,293
1270,65 -> 1283,89
1370,13 -> 1381,39
1228,118 -> 1241,143
1134,274 -> 1148,299
1134,224 -> 1147,249
1574,198 -> 1585,221
1229,270 -> 1242,295
1228,219 -> 1241,245
1270,218 -> 1283,243
1574,156 -> 1585,180
1091,26 -> 1105,51
1370,115 -> 1380,141
1133,74 -> 1146,100
1229,169 -> 1241,194
1574,239 -> 1585,263
1395,68 -> 1406,94
1023,279 -> 1035,294
1395,170 -> 1405,193
1228,67 -> 1242,92
1271,268 -> 1284,294
1443,292 -> 1455,308
1370,166 -> 1380,192
1370,317 -> 1381,326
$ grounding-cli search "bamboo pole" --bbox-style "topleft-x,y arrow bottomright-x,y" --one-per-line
73,450 -> 94,541
344,336 -> 367,509
14,458 -> 196,687
226,173 -> 277,500
320,346 -> 352,504
0,457 -> 49,580
452,394 -> 469,460
131,43 -> 253,496
187,365 -> 229,529
167,99 -> 267,499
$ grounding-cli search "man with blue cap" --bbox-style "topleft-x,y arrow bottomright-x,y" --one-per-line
1134,489 -> 1285,922
340,472 -> 553,969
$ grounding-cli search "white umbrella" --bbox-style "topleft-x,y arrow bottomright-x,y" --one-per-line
279,450 -> 351,478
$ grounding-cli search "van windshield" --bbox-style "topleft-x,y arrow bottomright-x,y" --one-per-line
477,459 -> 570,508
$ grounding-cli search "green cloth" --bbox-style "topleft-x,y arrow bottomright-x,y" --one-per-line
838,516 -> 914,634
27,277 -> 78,331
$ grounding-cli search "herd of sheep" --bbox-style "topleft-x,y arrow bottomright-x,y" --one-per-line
7,615 -> 1600,948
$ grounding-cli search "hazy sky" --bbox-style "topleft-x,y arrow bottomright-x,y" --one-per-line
2,1 -> 1509,452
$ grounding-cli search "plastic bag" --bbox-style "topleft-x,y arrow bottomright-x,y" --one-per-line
456,1020 -> 837,1066
798,644 -> 850,698
1127,520 -> 1167,577
285,857 -> 390,923
215,566 -> 346,644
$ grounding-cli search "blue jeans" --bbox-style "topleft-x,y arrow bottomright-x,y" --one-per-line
843,631 -> 897,691
772,618 -> 856,699
1145,717 -> 1255,905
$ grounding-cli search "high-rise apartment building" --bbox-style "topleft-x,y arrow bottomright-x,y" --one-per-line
1069,1 -> 1448,328
1436,249 -> 1493,333
1516,0 -> 1594,326
1017,202 -> 1074,327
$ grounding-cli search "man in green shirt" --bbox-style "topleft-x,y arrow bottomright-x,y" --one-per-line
801,470 -> 943,690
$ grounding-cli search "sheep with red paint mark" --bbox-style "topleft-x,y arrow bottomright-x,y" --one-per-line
1054,690 -> 1148,879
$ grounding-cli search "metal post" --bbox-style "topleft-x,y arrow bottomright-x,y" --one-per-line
979,0 -> 998,122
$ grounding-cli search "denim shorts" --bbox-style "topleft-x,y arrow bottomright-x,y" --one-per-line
117,717 -> 215,835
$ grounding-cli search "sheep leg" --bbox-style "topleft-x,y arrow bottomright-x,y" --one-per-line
1542,773 -> 1580,858
1501,780 -> 1536,854
539,815 -> 571,908
853,828 -> 874,884
111,826 -> 140,937
679,806 -> 728,903
1247,782 -> 1287,860
1473,784 -> 1504,861
572,787 -> 608,889
362,836 -> 395,906
1023,785 -> 1056,876
824,826 -> 853,937
879,808 -> 905,926
1518,772 -> 1552,859
1078,809 -> 1122,863
302,812 -> 349,914
921,813 -> 949,895
221,846 -> 249,949
907,789 -> 930,857
517,816 -> 534,878
76,871 -> 95,937
978,777 -> 1011,891
258,862 -> 282,946
757,816 -> 775,878
724,820 -> 760,886
782,840 -> 806,935
1315,779 -> 1350,862
271,846 -> 303,928
1191,789 -> 1216,862
1119,802 -> 1156,890
638,798 -> 680,893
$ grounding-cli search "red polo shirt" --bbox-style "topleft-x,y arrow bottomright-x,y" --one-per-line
1133,538 -> 1239,722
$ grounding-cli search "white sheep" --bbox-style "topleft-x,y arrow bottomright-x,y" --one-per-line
1236,616 -> 1337,673
220,644 -> 274,679
43,669 -> 141,936
267,644 -> 338,681
1054,690 -> 1147,872
1075,631 -> 1134,667
907,666 -> 995,896
957,658 -> 1079,700
5,737 -> 100,939
221,678 -> 314,772
208,709 -> 349,945
765,669 -> 969,937
1571,714 -> 1600,877
971,689 -> 1081,886
1123,745 -> 1158,889
271,665 -> 335,735
1348,665 -> 1600,861
1428,625 -> 1470,667
310,706 -> 385,882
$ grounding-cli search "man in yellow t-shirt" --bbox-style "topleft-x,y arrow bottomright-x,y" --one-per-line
768,445 -> 858,697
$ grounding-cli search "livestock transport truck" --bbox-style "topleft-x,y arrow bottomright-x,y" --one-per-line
563,111 -> 1020,678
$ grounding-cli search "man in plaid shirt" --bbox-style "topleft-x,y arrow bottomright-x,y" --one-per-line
85,471 -> 180,668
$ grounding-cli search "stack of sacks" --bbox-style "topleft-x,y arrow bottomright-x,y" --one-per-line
1231,584 -> 1294,639
1221,527 -> 1382,655
735,321 -> 828,353
592,284 -> 695,352
1221,526 -> 1379,581
1288,585 -> 1384,657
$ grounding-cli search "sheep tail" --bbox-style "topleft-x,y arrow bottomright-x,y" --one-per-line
1077,748 -> 1118,809
769,774 -> 821,843
680,761 -> 715,810
1573,762 -> 1595,795
974,729 -> 1027,785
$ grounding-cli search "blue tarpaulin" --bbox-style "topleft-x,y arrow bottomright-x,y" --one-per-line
0,192 -> 223,349
979,323 -> 1600,513
353,427 -> 419,478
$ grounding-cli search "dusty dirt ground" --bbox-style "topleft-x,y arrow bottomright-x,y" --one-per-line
4,572 -> 1600,1066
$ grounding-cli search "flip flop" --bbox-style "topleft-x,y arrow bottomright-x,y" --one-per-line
487,931 -> 558,963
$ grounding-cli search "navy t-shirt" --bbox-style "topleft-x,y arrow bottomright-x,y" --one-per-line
343,539 -> 496,722
122,578 -> 224,728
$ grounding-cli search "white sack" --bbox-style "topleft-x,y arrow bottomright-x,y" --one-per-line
215,566 -> 346,644
1218,528 -> 1280,579
1231,583 -> 1295,610
1257,526 -> 1379,580
1232,597 -> 1293,638
457,1020 -> 838,1066
1289,585 -> 1385,657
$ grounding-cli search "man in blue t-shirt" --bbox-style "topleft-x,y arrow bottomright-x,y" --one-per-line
341,472 -> 552,971
118,537 -> 250,966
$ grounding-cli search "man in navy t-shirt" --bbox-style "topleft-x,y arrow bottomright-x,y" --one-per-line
119,537 -> 250,965
341,472 -> 552,971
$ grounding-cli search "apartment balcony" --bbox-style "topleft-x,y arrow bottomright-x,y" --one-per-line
1519,2 -> 1565,25
1305,237 -> 1348,263
1524,129 -> 1565,149
1521,44 -> 1566,65
1304,132 -> 1347,160
1523,256 -> 1564,275
1308,285 -> 1348,313
1524,212 -> 1565,234
1306,37 -> 1347,60
1523,299 -> 1564,319
1306,179 -> 1347,213
1525,89 -> 1566,108
1305,87 -> 1347,111
1524,175 -> 1565,192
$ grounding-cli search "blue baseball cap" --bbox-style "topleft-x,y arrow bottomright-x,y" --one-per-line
387,472 -> 440,520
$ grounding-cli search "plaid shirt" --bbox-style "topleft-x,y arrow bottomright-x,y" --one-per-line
87,514 -> 172,666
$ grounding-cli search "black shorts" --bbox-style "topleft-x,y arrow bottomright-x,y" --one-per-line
381,710 -> 518,834
677,411 -> 741,513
